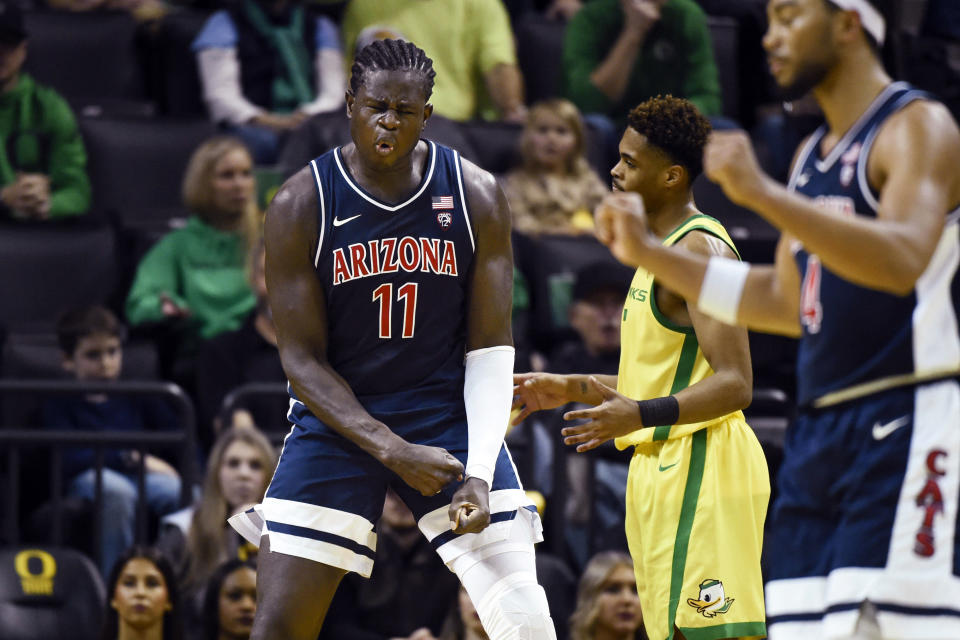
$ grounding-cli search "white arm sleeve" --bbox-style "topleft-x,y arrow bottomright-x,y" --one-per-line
196,47 -> 264,126
299,48 -> 346,116
464,345 -> 515,487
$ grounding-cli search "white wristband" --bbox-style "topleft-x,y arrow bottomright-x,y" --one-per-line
463,345 -> 515,487
697,256 -> 749,325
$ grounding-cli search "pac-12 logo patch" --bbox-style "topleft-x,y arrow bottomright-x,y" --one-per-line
687,579 -> 735,618
436,211 -> 453,228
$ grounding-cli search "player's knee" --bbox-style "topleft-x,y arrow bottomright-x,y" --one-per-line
474,574 -> 556,640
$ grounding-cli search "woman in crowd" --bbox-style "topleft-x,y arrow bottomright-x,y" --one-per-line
125,136 -> 259,381
102,546 -> 182,640
569,551 -> 645,640
502,98 -> 607,236
202,559 -> 257,640
157,427 -> 276,627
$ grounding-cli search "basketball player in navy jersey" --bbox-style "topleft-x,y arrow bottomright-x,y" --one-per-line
228,40 -> 557,640
592,1 -> 960,639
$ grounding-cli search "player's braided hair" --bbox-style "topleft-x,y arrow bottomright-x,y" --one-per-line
627,95 -> 711,183
350,39 -> 436,100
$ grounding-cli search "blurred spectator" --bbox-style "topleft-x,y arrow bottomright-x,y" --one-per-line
125,137 -> 258,383
341,0 -> 527,122
0,1 -> 91,221
320,487 -> 461,640
41,306 -> 182,578
156,427 -> 275,629
201,558 -> 257,640
44,0 -> 167,22
553,263 -> 634,566
102,545 -> 184,640
194,236 -> 286,449
563,0 -> 721,129
545,0 -> 585,21
569,551 -> 645,640
438,585 -> 488,640
502,99 -> 607,236
193,0 -> 345,164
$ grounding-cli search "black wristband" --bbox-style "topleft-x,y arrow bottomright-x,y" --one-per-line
637,396 -> 680,427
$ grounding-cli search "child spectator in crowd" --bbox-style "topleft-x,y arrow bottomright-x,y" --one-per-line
201,559 -> 257,640
0,1 -> 91,221
102,546 -> 183,640
42,306 -> 183,578
157,427 -> 275,631
503,99 -> 607,236
194,236 -> 286,450
192,0 -> 345,165
569,551 -> 645,640
125,136 -> 258,384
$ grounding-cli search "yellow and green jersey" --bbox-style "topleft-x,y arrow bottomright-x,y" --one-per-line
615,213 -> 743,448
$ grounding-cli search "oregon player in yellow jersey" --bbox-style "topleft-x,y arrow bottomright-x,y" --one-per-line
513,96 -> 769,640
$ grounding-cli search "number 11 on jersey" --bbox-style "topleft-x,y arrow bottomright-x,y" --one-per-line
372,282 -> 418,339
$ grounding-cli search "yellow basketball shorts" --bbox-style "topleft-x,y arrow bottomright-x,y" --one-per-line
625,418 -> 770,640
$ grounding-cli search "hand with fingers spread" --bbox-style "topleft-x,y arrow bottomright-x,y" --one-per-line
383,441 -> 464,497
512,372 -> 572,425
561,376 -> 641,452
448,476 -> 491,534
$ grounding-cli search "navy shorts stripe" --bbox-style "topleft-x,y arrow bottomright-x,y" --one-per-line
768,601 -> 960,626
429,510 -> 518,550
266,520 -> 375,560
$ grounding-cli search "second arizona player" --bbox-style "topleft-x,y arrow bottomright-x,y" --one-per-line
229,40 -> 557,640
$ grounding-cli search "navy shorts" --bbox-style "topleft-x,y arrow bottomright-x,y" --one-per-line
229,392 -> 540,577
764,379 -> 960,639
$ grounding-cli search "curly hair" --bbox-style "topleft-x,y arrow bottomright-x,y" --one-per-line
350,38 -> 436,100
627,95 -> 711,183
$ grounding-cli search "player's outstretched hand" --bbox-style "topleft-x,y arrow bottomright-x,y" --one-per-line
561,377 -> 641,452
448,476 -> 491,535
385,442 -> 464,497
512,372 -> 570,425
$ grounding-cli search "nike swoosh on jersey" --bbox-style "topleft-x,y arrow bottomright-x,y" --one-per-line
333,214 -> 362,227
658,462 -> 678,472
871,415 -> 911,440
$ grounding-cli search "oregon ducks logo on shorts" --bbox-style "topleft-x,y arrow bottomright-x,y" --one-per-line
14,549 -> 57,596
687,579 -> 734,618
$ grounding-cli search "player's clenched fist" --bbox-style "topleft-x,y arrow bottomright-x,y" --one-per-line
595,191 -> 652,268
703,130 -> 769,207
384,441 -> 464,496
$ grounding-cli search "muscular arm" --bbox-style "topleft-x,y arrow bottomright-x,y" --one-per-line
266,169 -> 462,496
668,232 -> 752,422
265,168 -> 403,459
712,101 -> 960,295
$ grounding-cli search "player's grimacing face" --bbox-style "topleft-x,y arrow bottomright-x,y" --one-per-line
764,0 -> 838,100
347,69 -> 432,167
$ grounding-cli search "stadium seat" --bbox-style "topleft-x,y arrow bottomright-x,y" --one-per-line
0,546 -> 104,640
0,223 -> 116,332
79,116 -> 217,231
514,14 -> 566,104
706,15 -> 741,122
23,11 -> 152,113
460,120 -> 523,175
147,9 -> 211,117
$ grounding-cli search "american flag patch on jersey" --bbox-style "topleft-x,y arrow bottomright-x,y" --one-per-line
432,195 -> 454,209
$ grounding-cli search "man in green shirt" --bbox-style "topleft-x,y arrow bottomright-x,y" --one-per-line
563,0 -> 722,129
0,2 -> 91,221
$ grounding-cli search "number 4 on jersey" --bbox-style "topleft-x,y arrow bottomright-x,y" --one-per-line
372,282 -> 418,339
800,254 -> 823,334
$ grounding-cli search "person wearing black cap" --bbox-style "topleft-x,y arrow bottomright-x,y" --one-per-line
0,1 -> 90,220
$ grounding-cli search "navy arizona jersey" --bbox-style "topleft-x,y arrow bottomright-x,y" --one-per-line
287,140 -> 476,427
788,82 -> 960,407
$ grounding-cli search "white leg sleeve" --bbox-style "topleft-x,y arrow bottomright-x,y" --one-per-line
449,517 -> 557,640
